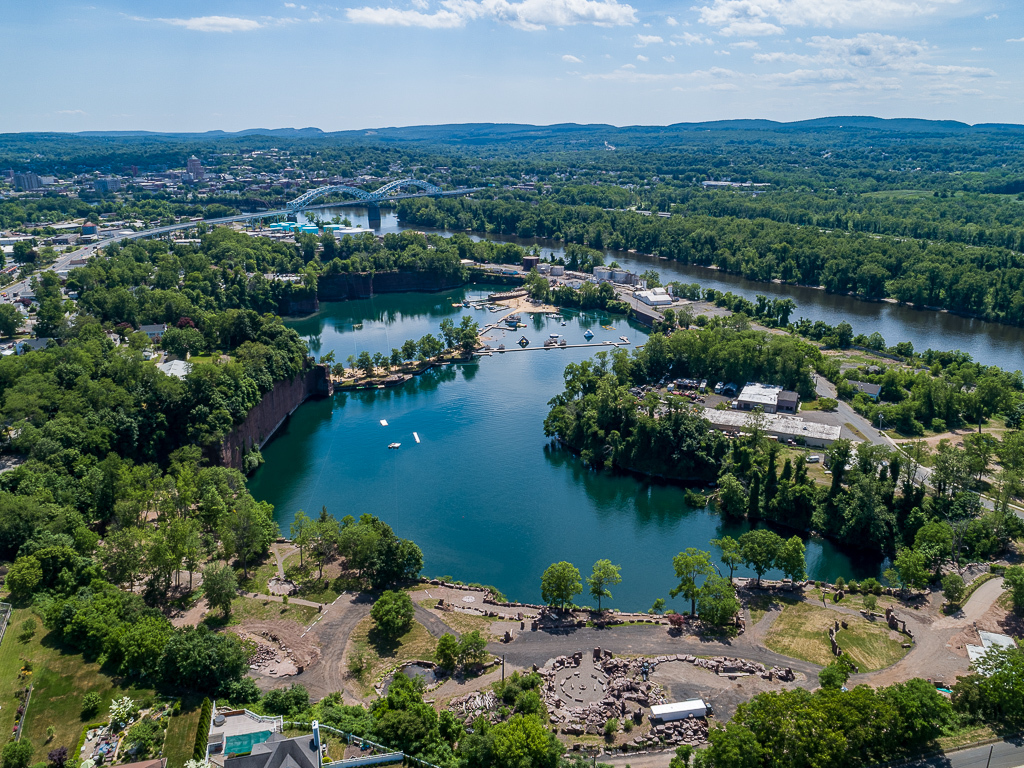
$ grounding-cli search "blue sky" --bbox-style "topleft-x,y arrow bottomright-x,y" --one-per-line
3,0 -> 1023,132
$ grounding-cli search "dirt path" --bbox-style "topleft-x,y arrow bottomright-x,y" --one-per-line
270,543 -> 297,579
287,592 -> 374,703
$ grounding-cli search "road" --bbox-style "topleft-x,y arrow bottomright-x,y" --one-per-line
5,188 -> 480,299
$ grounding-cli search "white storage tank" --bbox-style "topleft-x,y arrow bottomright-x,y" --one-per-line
612,269 -> 629,283
650,699 -> 708,723
550,265 -> 565,276
593,266 -> 613,281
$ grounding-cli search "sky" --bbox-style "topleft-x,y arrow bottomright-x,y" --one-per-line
3,0 -> 1023,132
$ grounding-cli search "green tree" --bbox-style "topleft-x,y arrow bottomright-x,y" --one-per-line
159,625 -> 248,694
942,573 -> 966,606
1004,565 -> 1024,612
716,474 -> 747,519
711,536 -> 743,580
0,305 -> 22,337
308,507 -> 340,580
457,630 -> 488,667
161,327 -> 206,358
202,562 -> 238,617
670,548 -> 714,616
776,536 -> 807,582
893,547 -> 929,591
219,498 -> 277,578
435,633 -> 459,672
290,509 -> 312,567
818,658 -> 854,690
738,529 -> 783,586
540,561 -> 582,611
586,559 -> 621,611
371,590 -> 415,639
1,740 -> 33,768
704,722 -> 763,768
6,555 -> 42,597
698,575 -> 741,626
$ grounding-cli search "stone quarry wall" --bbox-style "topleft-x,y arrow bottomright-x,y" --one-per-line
219,365 -> 332,471
318,270 -> 466,301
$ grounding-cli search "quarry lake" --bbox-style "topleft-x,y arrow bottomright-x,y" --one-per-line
247,284 -> 881,611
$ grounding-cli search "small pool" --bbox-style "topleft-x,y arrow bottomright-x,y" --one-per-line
225,731 -> 271,755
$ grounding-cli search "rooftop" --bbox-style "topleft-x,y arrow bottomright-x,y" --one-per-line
701,408 -> 842,442
737,383 -> 784,406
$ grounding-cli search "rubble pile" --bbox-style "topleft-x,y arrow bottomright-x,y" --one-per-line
630,717 -> 710,749
448,690 -> 500,725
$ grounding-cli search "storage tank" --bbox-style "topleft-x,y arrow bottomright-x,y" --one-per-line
522,255 -> 540,271
593,266 -> 613,281
550,265 -> 565,276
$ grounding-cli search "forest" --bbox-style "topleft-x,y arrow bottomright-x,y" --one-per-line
544,323 -> 1024,562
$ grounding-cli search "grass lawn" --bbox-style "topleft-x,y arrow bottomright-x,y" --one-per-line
764,601 -> 909,672
163,701 -> 204,768
744,593 -> 800,625
0,606 -> 156,760
414,600 -> 500,637
844,422 -> 869,441
203,595 -> 319,629
282,553 -> 354,604
937,724 -> 996,751
238,558 -> 279,597
346,617 -> 438,697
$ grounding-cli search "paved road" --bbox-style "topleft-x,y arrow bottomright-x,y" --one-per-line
903,738 -> 1024,768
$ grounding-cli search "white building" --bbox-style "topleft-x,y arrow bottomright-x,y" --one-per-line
635,287 -> 673,306
701,408 -> 841,447
651,700 -> 708,722
735,383 -> 800,414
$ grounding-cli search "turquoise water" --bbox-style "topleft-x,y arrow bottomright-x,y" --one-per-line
248,285 -> 882,611
225,730 -> 271,754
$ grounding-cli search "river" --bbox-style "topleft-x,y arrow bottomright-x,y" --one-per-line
300,206 -> 1024,373
248,282 -> 883,611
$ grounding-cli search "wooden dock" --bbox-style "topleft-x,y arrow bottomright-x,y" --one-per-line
476,341 -> 630,355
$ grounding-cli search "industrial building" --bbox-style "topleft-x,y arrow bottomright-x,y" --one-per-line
635,287 -> 673,306
701,408 -> 842,447
735,383 -> 800,414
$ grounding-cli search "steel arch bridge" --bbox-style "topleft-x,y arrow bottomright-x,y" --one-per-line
287,178 -> 443,211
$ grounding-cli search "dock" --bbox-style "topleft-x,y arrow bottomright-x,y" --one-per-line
476,341 -> 630,355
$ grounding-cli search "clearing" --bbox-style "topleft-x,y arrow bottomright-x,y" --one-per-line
764,601 -> 909,672
343,617 -> 439,698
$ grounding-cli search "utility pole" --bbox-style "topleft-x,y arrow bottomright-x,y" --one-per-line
985,745 -> 993,768
501,654 -> 505,682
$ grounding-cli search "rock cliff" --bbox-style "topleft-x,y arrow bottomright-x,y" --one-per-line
220,365 -> 333,471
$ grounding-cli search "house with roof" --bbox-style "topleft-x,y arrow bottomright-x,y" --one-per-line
140,323 -> 167,339
850,381 -> 882,401
223,734 -> 320,768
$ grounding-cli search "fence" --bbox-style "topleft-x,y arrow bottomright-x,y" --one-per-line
0,602 -> 13,648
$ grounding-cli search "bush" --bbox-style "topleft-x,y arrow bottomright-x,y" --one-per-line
193,698 -> 213,760
604,718 -> 619,738
861,577 -> 883,596
863,594 -> 878,612
262,685 -> 309,718
81,692 -> 102,719
942,573 -> 966,606
47,747 -> 68,768
623,718 -> 634,733
124,718 -> 163,759
2,742 -> 34,768
848,581 -> 860,594
370,591 -> 415,639
931,419 -> 947,433
514,690 -> 544,716
834,577 -> 846,590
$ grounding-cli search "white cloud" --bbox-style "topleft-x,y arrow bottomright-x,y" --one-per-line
730,40 -> 759,48
984,13 -> 997,20
637,53 -> 649,60
695,0 -> 964,36
1009,37 -> 1024,43
562,53 -> 583,62
663,54 -> 675,61
715,48 -> 731,54
151,15 -> 264,32
346,0 -> 637,30
635,34 -> 663,45
284,2 -> 297,6
56,109 -> 87,115
672,31 -> 714,44
666,15 -> 678,25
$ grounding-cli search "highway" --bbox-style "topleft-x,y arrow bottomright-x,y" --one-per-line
4,187 -> 480,299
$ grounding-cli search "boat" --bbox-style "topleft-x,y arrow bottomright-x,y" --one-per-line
620,336 -> 629,342
413,432 -> 421,443
380,419 -> 389,426
561,321 -> 567,326
518,336 -> 530,347
388,442 -> 401,449
549,333 -> 560,339
452,303 -> 462,308
602,325 -> 616,330
583,329 -> 594,339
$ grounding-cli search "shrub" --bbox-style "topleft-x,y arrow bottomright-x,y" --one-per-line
124,718 -> 163,760
370,591 -> 415,639
262,685 -> 309,717
604,718 -> 619,738
862,577 -> 883,596
834,577 -> 846,590
81,692 -> 102,720
863,594 -> 878,612
623,718 -> 634,733
942,573 -> 966,606
193,699 -> 213,760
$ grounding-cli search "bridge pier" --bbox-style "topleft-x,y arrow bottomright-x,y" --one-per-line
367,204 -> 381,229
